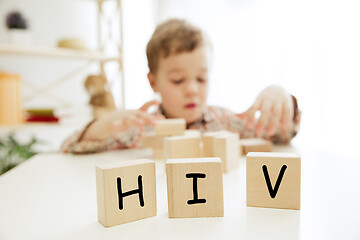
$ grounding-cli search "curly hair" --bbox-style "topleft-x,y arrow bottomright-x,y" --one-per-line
146,19 -> 210,73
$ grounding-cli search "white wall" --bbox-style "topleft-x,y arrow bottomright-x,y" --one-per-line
121,0 -> 156,109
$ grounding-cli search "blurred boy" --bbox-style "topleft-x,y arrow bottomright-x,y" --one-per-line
61,19 -> 300,154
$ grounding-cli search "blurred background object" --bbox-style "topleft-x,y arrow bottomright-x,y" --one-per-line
84,74 -> 116,117
0,72 -> 23,125
0,134 -> 38,175
25,108 -> 59,123
5,10 -> 32,45
57,38 -> 87,50
6,11 -> 27,29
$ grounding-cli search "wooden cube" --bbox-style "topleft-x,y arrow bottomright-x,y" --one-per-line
202,131 -> 229,157
166,157 -> 224,218
153,148 -> 163,160
164,135 -> 201,159
96,159 -> 157,227
184,129 -> 201,137
155,118 -> 186,136
140,134 -> 164,159
141,132 -> 166,149
239,138 -> 272,156
142,129 -> 194,150
212,132 -> 240,173
246,152 -> 301,210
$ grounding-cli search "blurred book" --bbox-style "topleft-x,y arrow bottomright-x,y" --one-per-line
25,108 -> 59,123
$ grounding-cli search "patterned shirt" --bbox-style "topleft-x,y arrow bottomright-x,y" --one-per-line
61,98 -> 300,154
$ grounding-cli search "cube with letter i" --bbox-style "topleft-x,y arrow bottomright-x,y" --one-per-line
96,159 -> 157,227
166,157 -> 224,218
246,152 -> 301,210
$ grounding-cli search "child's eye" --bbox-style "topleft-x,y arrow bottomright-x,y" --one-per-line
171,79 -> 184,84
197,77 -> 207,83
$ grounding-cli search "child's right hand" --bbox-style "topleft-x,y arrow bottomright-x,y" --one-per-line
113,100 -> 164,133
82,100 -> 164,141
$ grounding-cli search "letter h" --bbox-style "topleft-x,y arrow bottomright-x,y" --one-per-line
117,175 -> 144,210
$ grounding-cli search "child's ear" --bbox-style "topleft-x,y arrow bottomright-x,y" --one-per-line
147,72 -> 157,92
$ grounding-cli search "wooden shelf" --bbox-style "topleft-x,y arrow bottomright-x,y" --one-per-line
0,44 -> 120,62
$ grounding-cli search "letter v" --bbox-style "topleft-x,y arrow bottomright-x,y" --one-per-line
262,165 -> 287,198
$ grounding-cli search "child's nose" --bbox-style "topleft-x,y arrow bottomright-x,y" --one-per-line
185,80 -> 199,96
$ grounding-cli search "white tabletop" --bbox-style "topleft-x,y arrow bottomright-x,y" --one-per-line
0,144 -> 359,240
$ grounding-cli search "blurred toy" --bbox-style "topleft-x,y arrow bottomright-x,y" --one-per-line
57,38 -> 86,50
84,74 -> 115,117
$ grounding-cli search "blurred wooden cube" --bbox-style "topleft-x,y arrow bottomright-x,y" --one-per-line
213,132 -> 240,172
202,131 -> 229,157
164,135 -> 201,159
239,138 -> 272,156
155,118 -> 186,136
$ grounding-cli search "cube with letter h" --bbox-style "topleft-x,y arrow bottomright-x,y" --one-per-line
96,159 -> 157,227
166,157 -> 224,218
246,152 -> 301,210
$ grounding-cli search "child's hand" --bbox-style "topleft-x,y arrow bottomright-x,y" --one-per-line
112,100 -> 164,132
238,85 -> 294,137
82,100 -> 164,141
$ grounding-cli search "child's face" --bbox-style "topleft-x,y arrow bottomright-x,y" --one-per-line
148,46 -> 210,123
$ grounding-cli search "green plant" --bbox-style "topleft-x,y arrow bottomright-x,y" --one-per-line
0,134 -> 38,175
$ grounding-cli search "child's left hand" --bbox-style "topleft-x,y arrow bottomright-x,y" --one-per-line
237,85 -> 294,137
